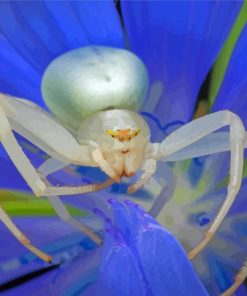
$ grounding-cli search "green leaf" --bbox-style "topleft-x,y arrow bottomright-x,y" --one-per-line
209,2 -> 247,107
0,190 -> 87,217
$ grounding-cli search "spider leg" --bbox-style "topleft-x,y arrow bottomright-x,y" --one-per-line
158,131 -> 247,162
221,259 -> 247,296
0,112 -> 112,196
150,111 -> 245,259
0,94 -> 114,196
42,178 -> 114,197
37,158 -> 102,245
0,206 -> 52,262
127,159 -> 157,194
48,197 -> 102,245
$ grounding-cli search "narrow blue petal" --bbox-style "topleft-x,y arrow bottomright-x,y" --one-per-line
0,1 -> 125,74
212,24 -> 247,127
121,1 -> 242,139
69,1 -> 125,48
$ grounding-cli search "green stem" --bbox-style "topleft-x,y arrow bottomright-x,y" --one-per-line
209,1 -> 247,108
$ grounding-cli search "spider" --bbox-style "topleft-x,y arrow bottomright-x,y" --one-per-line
0,46 -> 246,295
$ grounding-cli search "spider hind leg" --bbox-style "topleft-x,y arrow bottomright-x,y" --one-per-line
0,207 -> 52,263
221,259 -> 247,296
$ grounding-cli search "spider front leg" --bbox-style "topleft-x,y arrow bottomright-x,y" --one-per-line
0,93 -> 120,195
150,110 -> 245,259
0,100 -> 114,197
127,158 -> 157,194
37,158 -> 103,245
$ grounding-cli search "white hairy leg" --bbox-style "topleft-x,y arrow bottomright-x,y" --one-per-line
0,206 -> 52,262
0,95 -> 114,196
0,115 -> 112,196
42,179 -> 114,196
127,158 -> 157,194
221,260 -> 247,296
37,158 -> 103,245
0,93 -> 94,165
150,131 -> 247,162
150,111 -> 245,259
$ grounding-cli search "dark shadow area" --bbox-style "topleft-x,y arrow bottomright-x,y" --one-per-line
0,263 -> 60,292
114,0 -> 129,49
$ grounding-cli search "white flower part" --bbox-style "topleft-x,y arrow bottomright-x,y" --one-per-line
42,46 -> 149,130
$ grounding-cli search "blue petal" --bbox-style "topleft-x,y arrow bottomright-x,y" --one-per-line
121,1 -> 242,139
0,157 -> 29,191
108,198 -> 132,242
125,201 -> 209,296
96,219 -> 147,296
107,199 -> 208,295
94,200 -> 209,295
0,34 -> 43,106
107,199 -> 153,295
212,24 -> 247,127
0,1 -> 125,74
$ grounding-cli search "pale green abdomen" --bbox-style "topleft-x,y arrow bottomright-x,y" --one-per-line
41,46 -> 149,130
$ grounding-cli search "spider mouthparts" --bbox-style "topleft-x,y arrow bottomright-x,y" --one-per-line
121,171 -> 135,178
121,149 -> 130,154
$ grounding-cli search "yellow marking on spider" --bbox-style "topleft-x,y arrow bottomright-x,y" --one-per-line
106,128 -> 141,142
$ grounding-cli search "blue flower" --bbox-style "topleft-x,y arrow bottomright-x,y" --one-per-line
0,1 -> 247,296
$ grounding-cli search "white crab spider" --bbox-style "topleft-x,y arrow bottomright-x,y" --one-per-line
0,46 -> 246,294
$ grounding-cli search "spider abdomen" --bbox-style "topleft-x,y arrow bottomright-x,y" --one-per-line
41,46 -> 149,130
